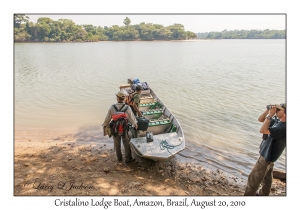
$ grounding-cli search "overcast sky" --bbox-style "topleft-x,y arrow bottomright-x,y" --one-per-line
26,14 -> 286,33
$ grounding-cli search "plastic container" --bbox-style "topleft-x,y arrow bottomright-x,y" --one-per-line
136,117 -> 149,131
146,132 -> 153,142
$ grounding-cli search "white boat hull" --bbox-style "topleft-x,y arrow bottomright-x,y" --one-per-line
121,84 -> 185,161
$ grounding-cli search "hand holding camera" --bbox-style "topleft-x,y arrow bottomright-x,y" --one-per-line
266,105 -> 276,117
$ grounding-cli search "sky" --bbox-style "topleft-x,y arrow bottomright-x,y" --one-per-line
26,14 -> 286,33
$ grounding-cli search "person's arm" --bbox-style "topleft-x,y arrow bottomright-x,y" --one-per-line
258,109 -> 269,122
103,106 -> 112,127
133,94 -> 143,117
132,103 -> 143,117
260,106 -> 276,134
127,107 -> 138,129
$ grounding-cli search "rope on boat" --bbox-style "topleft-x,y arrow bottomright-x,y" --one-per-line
160,139 -> 183,154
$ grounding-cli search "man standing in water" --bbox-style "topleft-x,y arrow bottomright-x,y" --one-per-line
244,103 -> 286,196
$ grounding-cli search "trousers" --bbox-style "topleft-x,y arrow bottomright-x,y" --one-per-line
113,133 -> 132,161
244,156 -> 274,196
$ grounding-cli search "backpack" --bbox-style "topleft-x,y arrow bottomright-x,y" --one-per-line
141,82 -> 149,90
132,78 -> 140,84
125,92 -> 138,107
109,104 -> 130,137
131,81 -> 149,91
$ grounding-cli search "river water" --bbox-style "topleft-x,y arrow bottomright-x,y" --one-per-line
14,40 -> 286,179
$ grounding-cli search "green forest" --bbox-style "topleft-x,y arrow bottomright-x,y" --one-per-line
14,15 -> 197,42
14,15 -> 286,42
197,29 -> 285,39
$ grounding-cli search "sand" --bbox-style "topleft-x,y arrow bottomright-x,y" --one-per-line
14,139 -> 286,196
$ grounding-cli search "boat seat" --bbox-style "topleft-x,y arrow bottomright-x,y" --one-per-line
142,109 -> 163,120
139,118 -> 173,137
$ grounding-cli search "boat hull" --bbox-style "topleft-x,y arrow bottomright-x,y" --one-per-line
122,87 -> 185,161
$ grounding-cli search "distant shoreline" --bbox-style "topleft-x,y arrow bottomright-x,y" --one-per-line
14,38 -> 285,44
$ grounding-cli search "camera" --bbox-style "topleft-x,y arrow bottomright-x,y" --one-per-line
266,105 -> 274,110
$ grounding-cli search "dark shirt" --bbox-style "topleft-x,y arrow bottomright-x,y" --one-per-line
259,118 -> 286,162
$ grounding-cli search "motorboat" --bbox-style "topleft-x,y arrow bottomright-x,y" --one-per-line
119,79 -> 185,161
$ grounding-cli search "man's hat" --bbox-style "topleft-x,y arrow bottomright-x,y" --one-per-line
275,103 -> 286,110
136,85 -> 142,91
115,91 -> 126,98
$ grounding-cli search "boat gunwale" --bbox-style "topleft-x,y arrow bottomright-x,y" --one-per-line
128,86 -> 185,161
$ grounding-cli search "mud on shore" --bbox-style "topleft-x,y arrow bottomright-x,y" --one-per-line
14,140 -> 286,196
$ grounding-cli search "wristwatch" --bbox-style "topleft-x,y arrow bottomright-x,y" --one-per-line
266,116 -> 272,120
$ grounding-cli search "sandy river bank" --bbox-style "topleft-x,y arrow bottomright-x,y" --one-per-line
14,139 -> 286,196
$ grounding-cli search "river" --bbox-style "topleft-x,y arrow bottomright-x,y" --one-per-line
14,39 -> 286,179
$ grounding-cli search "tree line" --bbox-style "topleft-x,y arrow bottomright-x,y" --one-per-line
197,29 -> 285,39
14,15 -> 286,42
14,15 -> 197,42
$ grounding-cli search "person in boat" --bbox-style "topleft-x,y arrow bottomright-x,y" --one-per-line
129,85 -> 143,117
244,103 -> 286,196
126,85 -> 143,138
103,91 -> 138,163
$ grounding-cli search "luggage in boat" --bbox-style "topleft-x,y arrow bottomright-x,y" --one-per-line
132,78 -> 140,84
132,82 -> 149,91
131,84 -> 135,90
128,78 -> 134,84
141,82 -> 149,90
131,83 -> 142,90
136,117 -> 149,131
